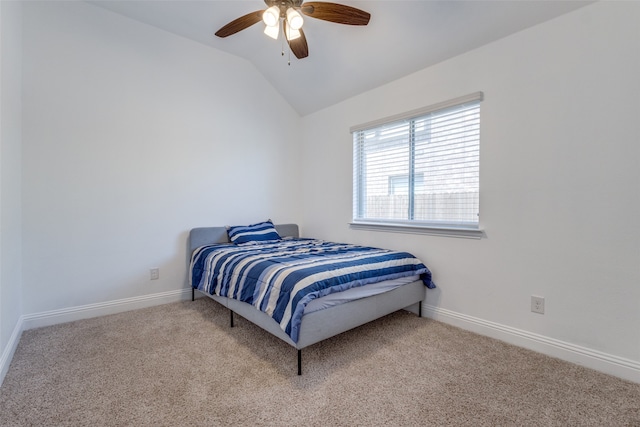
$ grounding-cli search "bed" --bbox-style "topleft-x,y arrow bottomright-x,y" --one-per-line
189,222 -> 434,374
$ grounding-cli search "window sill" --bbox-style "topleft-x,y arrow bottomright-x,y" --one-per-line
349,221 -> 485,239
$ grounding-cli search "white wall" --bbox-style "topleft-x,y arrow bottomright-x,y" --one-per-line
21,2 -> 301,315
301,1 -> 640,379
0,0 -> 23,382
7,0 -> 639,384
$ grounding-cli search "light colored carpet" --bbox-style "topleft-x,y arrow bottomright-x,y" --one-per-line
1,298 -> 638,426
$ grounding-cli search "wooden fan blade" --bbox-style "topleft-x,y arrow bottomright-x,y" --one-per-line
301,2 -> 370,25
215,10 -> 264,38
284,21 -> 309,59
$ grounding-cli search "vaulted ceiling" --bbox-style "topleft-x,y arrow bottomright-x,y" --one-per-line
89,1 -> 592,116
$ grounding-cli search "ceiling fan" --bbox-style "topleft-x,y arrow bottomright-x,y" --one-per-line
214,1 -> 371,60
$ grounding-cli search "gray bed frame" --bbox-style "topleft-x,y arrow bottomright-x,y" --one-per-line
189,224 -> 425,375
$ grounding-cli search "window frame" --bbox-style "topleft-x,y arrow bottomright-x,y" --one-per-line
350,92 -> 484,239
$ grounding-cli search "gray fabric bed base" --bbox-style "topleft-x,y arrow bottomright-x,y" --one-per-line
188,224 -> 425,373
204,280 -> 424,350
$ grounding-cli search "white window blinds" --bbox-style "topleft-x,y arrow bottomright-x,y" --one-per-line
352,92 -> 482,229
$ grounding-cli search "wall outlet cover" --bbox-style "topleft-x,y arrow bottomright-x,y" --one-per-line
531,295 -> 545,314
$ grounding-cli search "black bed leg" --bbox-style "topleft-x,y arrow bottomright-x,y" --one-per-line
192,287 -> 195,302
419,301 -> 423,318
297,350 -> 302,376
230,310 -> 234,328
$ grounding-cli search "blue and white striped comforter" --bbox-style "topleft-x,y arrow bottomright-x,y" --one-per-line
190,238 -> 434,343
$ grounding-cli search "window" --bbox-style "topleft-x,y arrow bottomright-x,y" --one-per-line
389,174 -> 424,196
352,92 -> 482,232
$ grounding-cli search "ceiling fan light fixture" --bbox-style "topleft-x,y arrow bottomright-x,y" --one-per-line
262,6 -> 280,27
264,21 -> 280,39
286,8 -> 304,30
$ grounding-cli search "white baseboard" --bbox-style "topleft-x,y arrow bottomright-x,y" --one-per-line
423,304 -> 640,384
22,288 -> 193,331
0,316 -> 24,387
1,288 -> 194,387
5,295 -> 638,386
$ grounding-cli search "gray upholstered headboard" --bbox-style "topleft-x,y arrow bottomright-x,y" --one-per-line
188,223 -> 299,254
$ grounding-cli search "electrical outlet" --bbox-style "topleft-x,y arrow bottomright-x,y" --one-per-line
150,268 -> 159,280
531,296 -> 545,314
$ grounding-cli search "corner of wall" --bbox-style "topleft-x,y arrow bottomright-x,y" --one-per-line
0,0 -> 24,387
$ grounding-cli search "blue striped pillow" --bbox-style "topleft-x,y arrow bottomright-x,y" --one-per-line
226,220 -> 281,245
